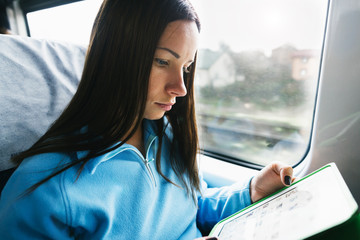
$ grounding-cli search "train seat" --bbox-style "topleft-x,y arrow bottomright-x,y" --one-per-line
0,34 -> 86,191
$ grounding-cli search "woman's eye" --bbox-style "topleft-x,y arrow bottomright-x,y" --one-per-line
154,58 -> 169,66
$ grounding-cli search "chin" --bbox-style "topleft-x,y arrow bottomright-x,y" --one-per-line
144,112 -> 166,120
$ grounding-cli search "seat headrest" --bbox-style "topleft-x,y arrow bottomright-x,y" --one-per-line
0,35 -> 87,170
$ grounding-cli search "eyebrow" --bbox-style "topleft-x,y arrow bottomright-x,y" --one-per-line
157,47 -> 180,59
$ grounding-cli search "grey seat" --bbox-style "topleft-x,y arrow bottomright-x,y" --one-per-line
0,34 -> 86,191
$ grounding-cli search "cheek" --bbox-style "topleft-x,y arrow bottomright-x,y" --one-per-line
147,68 -> 167,98
147,72 -> 158,99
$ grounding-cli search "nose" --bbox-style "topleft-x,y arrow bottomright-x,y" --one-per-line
166,70 -> 187,97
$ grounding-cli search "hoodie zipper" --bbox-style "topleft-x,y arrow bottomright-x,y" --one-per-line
125,136 -> 158,187
144,136 -> 157,187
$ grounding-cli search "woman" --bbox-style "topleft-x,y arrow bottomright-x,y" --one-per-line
0,0 -> 293,239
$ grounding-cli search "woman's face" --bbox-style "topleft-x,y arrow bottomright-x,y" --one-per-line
143,20 -> 199,120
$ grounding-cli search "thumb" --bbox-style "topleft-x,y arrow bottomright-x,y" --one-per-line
272,162 -> 294,186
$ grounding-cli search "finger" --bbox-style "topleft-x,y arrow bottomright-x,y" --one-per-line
281,166 -> 294,186
271,162 -> 293,186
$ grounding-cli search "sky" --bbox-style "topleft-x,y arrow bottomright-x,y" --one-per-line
27,0 -> 329,54
192,0 -> 328,53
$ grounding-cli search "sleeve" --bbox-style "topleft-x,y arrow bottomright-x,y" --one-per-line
196,175 -> 253,235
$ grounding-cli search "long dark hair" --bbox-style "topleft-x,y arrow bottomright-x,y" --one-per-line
12,0 -> 201,200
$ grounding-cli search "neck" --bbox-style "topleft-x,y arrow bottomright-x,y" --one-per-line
126,123 -> 145,157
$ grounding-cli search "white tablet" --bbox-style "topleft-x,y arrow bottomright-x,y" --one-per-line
209,163 -> 358,240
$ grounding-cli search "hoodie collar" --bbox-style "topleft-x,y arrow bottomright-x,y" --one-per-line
76,119 -> 160,174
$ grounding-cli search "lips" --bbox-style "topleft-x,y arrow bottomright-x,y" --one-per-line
156,103 -> 174,111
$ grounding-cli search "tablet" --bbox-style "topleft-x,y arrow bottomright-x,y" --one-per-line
209,163 -> 358,239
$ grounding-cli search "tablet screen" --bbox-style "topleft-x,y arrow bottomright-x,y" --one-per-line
215,165 -> 356,239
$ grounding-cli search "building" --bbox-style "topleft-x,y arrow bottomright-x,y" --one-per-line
291,50 -> 320,81
196,49 -> 237,87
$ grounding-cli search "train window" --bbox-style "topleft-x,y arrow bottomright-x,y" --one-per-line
24,0 -> 328,168
26,0 -> 102,45
192,0 -> 328,167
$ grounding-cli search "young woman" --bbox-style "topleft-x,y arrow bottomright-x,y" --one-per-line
0,0 -> 294,239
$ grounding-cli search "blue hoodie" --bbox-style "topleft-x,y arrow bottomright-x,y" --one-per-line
0,119 -> 251,239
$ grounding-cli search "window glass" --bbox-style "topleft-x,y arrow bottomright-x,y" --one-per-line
192,0 -> 328,166
26,0 -> 102,45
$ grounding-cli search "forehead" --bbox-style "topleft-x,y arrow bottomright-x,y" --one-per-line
157,20 -> 199,58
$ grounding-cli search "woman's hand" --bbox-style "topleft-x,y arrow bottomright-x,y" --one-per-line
250,161 -> 295,203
